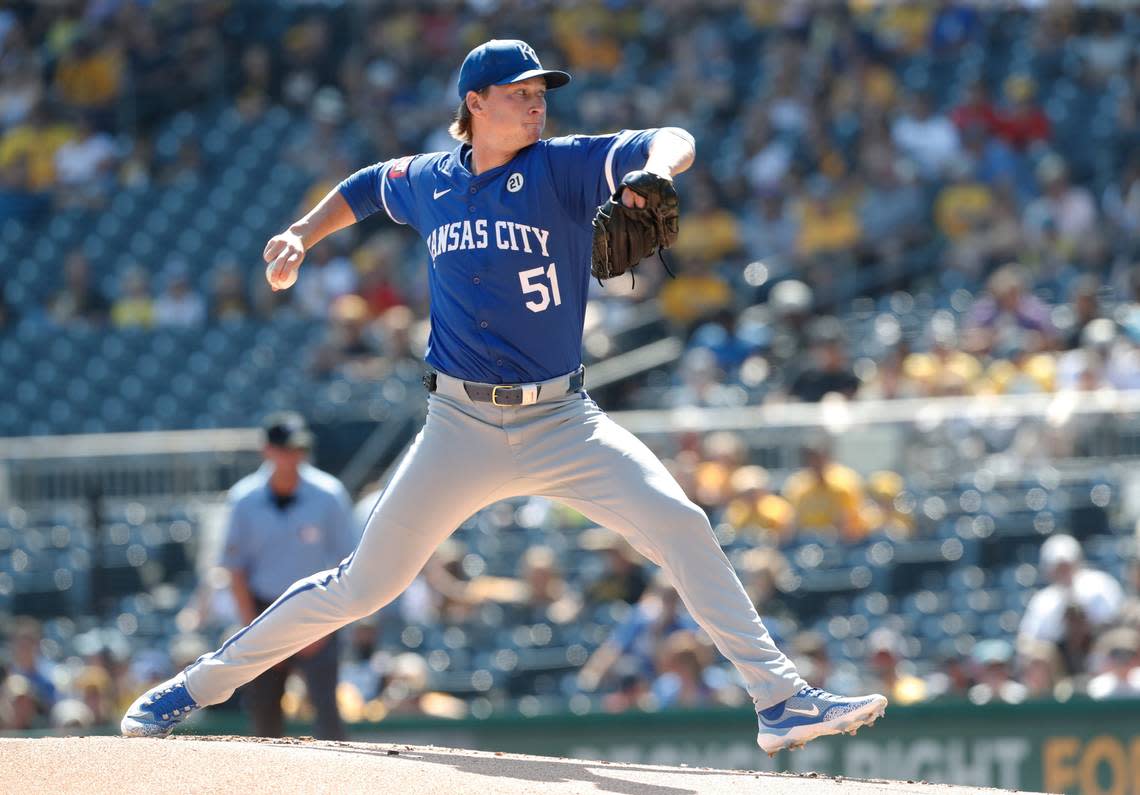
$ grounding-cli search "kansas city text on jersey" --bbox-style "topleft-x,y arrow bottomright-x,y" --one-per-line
426,219 -> 552,259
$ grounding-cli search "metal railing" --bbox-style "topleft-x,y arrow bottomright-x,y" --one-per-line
0,428 -> 264,505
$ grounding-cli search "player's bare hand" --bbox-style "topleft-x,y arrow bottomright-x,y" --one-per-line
620,187 -> 647,209
264,230 -> 305,291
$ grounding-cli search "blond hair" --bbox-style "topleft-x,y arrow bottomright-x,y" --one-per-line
448,88 -> 489,144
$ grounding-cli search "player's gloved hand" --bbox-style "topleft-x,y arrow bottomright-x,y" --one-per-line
590,169 -> 679,285
264,230 -> 306,291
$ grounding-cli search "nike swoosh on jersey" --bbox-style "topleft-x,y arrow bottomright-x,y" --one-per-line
433,188 -> 452,199
783,705 -> 820,718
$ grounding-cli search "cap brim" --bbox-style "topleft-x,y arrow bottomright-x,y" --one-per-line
495,68 -> 571,90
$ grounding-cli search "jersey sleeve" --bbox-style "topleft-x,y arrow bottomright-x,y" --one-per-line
336,155 -> 420,228
545,129 -> 658,222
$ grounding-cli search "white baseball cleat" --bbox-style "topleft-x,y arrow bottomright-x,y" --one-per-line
756,685 -> 887,756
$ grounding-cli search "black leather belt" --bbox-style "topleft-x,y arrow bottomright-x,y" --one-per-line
423,367 -> 585,406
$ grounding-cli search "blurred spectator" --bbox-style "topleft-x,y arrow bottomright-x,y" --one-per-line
863,471 -> 915,537
578,575 -> 696,693
295,242 -> 359,319
795,178 -> 862,261
994,75 -> 1050,152
865,628 -> 927,705
692,431 -> 748,510
968,639 -> 1027,705
788,317 -> 859,402
724,466 -> 794,544
0,149 -> 51,221
7,617 -> 57,709
964,264 -> 1056,355
951,81 -> 1000,135
891,93 -> 961,180
1018,640 -> 1066,700
123,17 -> 179,128
0,58 -> 42,129
1057,276 -> 1103,351
925,644 -> 974,701
782,443 -> 867,541
49,249 -> 110,326
353,236 -> 407,316
209,263 -> 251,323
310,294 -> 385,380
670,177 -> 743,266
858,153 -> 924,259
744,191 -> 798,264
1023,155 -> 1098,261
111,265 -> 155,328
72,665 -> 116,726
659,259 -> 732,330
580,529 -> 648,607
154,264 -> 206,327
935,158 -> 994,241
0,674 -> 45,731
650,630 -> 733,709
1018,534 -> 1124,651
1086,627 -> 1140,700
903,323 -> 982,397
53,31 -> 124,123
372,652 -> 465,719
0,103 -> 75,192
509,546 -> 582,626
53,115 -> 116,207
1102,158 -> 1140,244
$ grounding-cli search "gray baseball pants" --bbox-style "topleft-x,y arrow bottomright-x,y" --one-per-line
185,369 -> 806,709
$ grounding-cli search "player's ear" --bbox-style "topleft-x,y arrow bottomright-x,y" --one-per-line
466,90 -> 484,116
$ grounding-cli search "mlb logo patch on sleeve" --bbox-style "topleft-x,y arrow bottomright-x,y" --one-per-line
389,156 -> 414,178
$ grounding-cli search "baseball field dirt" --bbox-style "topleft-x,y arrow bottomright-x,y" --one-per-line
2,736 -> 1045,794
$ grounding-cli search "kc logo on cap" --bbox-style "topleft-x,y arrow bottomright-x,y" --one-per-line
457,39 -> 571,100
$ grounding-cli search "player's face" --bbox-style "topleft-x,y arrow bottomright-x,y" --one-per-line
478,77 -> 547,148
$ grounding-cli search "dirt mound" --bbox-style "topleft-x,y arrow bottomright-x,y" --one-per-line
4,736 -> 1044,794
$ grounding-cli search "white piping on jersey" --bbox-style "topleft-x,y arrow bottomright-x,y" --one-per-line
604,129 -> 636,196
379,162 -> 405,226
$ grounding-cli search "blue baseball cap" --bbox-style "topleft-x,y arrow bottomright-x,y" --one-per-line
457,39 -> 571,100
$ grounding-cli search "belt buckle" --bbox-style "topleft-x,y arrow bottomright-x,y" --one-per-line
491,385 -> 514,407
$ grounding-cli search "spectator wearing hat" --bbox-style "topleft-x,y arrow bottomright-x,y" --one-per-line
788,317 -> 859,403
1086,627 -> 1140,701
221,412 -> 356,739
968,639 -> 1027,705
1018,534 -> 1125,652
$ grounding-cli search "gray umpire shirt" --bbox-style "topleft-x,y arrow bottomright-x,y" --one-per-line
221,462 -> 357,603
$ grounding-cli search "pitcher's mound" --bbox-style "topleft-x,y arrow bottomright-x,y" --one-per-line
2,736 -> 1043,794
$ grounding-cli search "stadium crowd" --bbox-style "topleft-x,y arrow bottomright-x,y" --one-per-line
4,1 -> 1140,731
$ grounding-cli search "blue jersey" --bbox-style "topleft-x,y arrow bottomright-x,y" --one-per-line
337,129 -> 658,384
